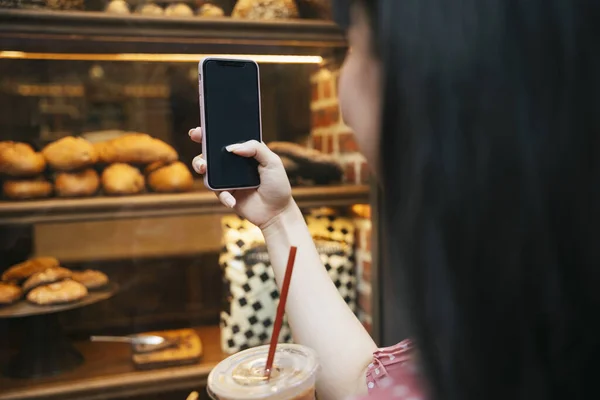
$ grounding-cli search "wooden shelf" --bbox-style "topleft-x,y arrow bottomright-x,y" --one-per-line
0,10 -> 345,55
0,185 -> 370,225
0,325 -> 225,400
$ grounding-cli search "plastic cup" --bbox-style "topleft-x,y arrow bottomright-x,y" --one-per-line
207,344 -> 319,400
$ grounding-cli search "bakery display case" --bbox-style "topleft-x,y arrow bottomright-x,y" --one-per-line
0,2 -> 380,399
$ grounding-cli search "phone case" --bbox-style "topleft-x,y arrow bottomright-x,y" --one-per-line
198,57 -> 262,191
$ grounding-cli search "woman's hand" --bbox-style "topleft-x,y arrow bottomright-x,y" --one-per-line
188,127 -> 293,229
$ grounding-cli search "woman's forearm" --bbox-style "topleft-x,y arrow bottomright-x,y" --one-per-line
261,200 -> 377,400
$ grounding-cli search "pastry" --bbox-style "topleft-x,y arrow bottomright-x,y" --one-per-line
96,133 -> 178,165
232,0 -> 298,19
105,0 -> 130,14
22,266 -> 73,292
27,279 -> 88,305
71,269 -> 109,290
197,3 -> 224,16
2,257 -> 60,283
0,141 -> 46,177
146,161 -> 193,192
267,141 -> 343,184
136,3 -> 163,15
3,178 -> 53,200
42,136 -> 98,171
164,3 -> 194,16
0,283 -> 22,305
102,163 -> 145,195
55,168 -> 100,197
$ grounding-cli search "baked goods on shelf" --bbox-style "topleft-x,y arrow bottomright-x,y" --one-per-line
0,141 -> 46,177
165,3 -> 194,16
0,283 -> 22,305
22,266 -> 73,292
2,256 -> 60,283
96,133 -> 178,165
2,178 -> 53,199
198,3 -> 224,16
146,161 -> 194,193
267,141 -> 343,185
42,136 -> 98,171
71,269 -> 109,290
27,279 -> 88,305
102,163 -> 145,195
55,168 -> 100,197
105,0 -> 131,14
232,0 -> 299,19
136,2 -> 164,15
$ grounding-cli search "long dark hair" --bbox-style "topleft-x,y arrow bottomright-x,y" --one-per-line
335,1 -> 600,399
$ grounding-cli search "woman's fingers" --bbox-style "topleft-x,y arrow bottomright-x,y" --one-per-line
226,140 -> 277,167
188,127 -> 202,144
192,154 -> 206,174
218,191 -> 236,208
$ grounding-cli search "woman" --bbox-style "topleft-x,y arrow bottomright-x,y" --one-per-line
190,0 -> 600,399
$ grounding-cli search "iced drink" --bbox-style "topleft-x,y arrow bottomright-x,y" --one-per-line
207,344 -> 318,400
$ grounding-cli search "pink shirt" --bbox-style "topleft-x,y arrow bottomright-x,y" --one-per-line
354,340 -> 426,400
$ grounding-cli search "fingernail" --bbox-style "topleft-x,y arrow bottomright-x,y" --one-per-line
225,144 -> 240,152
192,158 -> 203,172
188,129 -> 194,136
224,197 -> 236,208
189,127 -> 200,136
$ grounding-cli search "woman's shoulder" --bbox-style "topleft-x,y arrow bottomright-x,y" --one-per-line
353,339 -> 426,399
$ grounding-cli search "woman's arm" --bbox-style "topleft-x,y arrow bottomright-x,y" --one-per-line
261,200 -> 377,400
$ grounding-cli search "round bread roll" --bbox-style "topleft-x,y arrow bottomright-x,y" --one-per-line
147,161 -> 193,193
96,133 -> 178,165
102,163 -> 145,195
197,3 -> 224,16
136,2 -> 163,15
55,168 -> 100,197
42,136 -> 98,171
2,256 -> 60,283
105,0 -> 130,14
0,141 -> 46,177
3,178 -> 52,200
71,269 -> 109,290
165,3 -> 194,16
27,279 -> 88,306
22,266 -> 73,292
0,283 -> 22,305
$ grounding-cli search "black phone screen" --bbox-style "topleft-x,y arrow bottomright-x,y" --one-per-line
202,59 -> 261,190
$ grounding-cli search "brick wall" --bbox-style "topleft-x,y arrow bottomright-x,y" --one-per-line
309,64 -> 374,334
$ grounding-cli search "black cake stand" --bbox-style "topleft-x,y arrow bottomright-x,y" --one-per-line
0,283 -> 118,379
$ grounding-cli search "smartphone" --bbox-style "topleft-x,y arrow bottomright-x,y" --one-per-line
199,57 -> 262,191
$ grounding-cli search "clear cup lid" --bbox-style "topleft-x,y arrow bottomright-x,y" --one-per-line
207,344 -> 318,400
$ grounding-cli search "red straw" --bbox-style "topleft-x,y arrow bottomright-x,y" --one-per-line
264,246 -> 298,379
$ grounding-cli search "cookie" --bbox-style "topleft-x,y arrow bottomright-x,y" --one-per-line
105,0 -> 130,14
102,163 -> 145,195
22,266 -> 73,292
2,257 -> 60,283
27,279 -> 88,305
55,168 -> 100,197
71,269 -> 109,290
42,136 -> 98,171
96,133 -> 178,165
0,141 -> 46,177
0,283 -> 22,305
2,178 -> 53,200
146,161 -> 193,193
